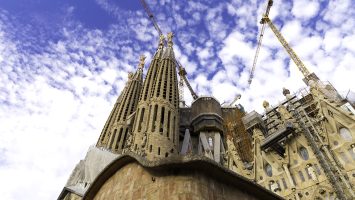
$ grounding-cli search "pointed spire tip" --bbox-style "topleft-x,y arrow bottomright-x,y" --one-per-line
167,32 -> 174,47
138,55 -> 146,69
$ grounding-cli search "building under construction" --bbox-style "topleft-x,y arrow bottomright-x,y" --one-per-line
58,1 -> 355,199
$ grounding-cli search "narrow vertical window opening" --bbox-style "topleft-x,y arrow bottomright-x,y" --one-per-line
281,178 -> 288,189
138,108 -> 145,132
109,129 -> 117,149
116,128 -> 123,149
298,171 -> 305,182
152,105 -> 158,132
172,116 -> 175,143
121,129 -> 128,149
160,107 -> 165,133
167,111 -> 171,138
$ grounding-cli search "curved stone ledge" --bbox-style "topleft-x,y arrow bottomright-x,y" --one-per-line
84,152 -> 282,200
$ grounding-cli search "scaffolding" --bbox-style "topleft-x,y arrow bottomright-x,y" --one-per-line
258,87 -> 354,199
224,108 -> 253,162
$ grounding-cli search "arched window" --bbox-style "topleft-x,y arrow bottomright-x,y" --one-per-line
298,147 -> 309,160
265,163 -> 273,177
339,128 -> 352,141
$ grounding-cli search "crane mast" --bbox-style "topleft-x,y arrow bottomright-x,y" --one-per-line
178,73 -> 185,107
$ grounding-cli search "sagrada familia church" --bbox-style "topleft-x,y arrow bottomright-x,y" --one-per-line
57,32 -> 355,200
57,1 -> 355,198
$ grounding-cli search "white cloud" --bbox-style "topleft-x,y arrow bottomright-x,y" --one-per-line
279,20 -> 303,45
342,34 -> 355,54
322,29 -> 341,52
219,31 -> 254,66
291,0 -> 320,20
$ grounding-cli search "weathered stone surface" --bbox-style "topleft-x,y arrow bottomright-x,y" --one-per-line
84,153 -> 281,200
93,162 -> 263,200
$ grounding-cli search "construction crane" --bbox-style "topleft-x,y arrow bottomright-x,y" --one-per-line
178,72 -> 186,107
140,0 -> 163,38
248,0 -> 319,86
229,94 -> 242,106
177,62 -> 198,100
139,0 -> 198,104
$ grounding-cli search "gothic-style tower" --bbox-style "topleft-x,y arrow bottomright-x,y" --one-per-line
130,35 -> 164,153
96,56 -> 145,153
132,33 -> 179,160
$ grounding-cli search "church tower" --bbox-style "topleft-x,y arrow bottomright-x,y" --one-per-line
132,32 -> 179,160
96,56 -> 145,153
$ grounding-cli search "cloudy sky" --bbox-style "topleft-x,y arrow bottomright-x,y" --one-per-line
0,0 -> 354,199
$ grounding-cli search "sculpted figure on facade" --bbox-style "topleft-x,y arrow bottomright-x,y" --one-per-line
263,100 -> 270,111
278,105 -> 292,121
141,132 -> 147,148
351,144 -> 355,154
128,72 -> 134,80
269,180 -> 280,192
306,164 -> 319,183
282,87 -> 292,99
126,134 -> 132,148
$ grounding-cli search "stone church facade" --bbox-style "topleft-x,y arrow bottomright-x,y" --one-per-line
58,34 -> 355,200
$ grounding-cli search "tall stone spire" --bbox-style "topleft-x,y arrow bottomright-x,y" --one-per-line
140,35 -> 164,102
96,89 -> 125,148
97,55 -> 144,153
132,33 -> 179,160
131,36 -> 165,156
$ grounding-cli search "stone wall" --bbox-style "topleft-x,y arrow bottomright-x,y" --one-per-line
93,162 -> 271,200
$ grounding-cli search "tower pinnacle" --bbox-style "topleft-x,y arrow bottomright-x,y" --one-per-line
167,32 -> 174,47
163,32 -> 175,59
138,55 -> 146,70
158,34 -> 165,49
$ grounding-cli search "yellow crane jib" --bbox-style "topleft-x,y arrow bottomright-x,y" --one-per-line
262,16 -> 311,79
248,0 -> 319,86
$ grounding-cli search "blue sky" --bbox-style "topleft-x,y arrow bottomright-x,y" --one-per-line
0,0 -> 354,199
